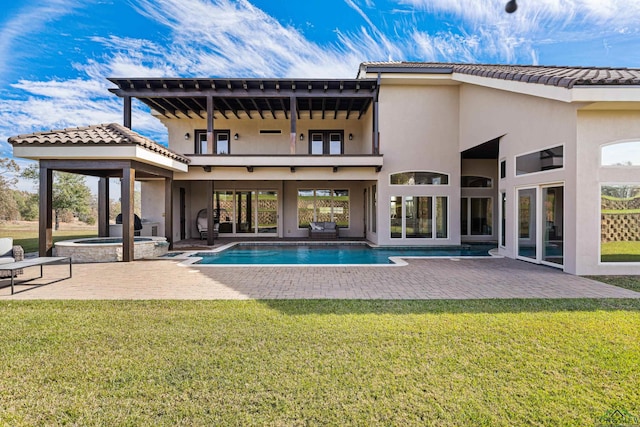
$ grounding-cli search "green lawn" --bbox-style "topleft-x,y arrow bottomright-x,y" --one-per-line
601,241 -> 640,263
1,299 -> 639,426
0,221 -> 97,253
589,276 -> 640,293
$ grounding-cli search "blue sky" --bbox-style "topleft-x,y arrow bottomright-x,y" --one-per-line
1,0 -> 640,186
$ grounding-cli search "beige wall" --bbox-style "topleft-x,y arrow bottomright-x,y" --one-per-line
459,84 -> 580,271
375,84 -> 461,245
160,114 -> 373,156
576,109 -> 640,275
140,181 -> 167,238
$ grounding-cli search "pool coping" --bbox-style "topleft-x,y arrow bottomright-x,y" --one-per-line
168,241 -> 502,268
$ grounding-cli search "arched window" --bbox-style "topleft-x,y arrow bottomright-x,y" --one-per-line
390,171 -> 449,185
601,141 -> 640,166
461,176 -> 492,188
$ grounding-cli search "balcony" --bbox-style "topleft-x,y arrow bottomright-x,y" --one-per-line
187,154 -> 383,172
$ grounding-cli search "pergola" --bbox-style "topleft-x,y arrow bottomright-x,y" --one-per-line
107,77 -> 381,156
9,123 -> 189,261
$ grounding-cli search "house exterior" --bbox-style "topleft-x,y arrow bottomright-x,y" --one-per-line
10,62 -> 640,275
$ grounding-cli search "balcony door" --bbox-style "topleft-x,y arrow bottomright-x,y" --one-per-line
309,130 -> 343,155
195,130 -> 230,154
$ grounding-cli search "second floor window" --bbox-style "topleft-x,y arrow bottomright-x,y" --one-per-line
195,130 -> 231,154
309,130 -> 343,155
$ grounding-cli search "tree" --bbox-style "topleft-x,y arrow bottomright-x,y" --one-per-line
13,190 -> 39,221
0,158 -> 20,221
21,165 -> 95,229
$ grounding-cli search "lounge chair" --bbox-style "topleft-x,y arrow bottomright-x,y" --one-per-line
0,237 -> 24,278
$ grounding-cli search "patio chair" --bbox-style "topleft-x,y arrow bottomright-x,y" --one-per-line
196,209 -> 219,240
0,237 -> 24,278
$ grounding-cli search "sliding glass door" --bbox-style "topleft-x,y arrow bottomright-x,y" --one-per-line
517,188 -> 537,260
542,186 -> 563,265
517,185 -> 563,267
214,190 -> 278,235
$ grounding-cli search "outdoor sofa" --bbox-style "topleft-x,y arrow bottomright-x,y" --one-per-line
308,222 -> 339,239
0,237 -> 24,278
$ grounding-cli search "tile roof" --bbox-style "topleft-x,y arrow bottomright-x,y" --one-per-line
8,123 -> 190,164
359,62 -> 640,88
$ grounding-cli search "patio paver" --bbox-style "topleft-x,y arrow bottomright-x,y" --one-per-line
1,257 -> 639,300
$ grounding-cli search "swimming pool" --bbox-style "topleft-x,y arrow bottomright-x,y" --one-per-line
190,243 -> 496,265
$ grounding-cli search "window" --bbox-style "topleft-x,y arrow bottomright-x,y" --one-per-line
212,190 -> 278,235
389,196 -> 448,239
406,196 -> 432,238
195,130 -> 207,154
601,184 -> 640,263
308,130 -> 344,155
436,197 -> 448,238
601,141 -> 640,166
500,192 -> 506,247
216,132 -> 230,154
500,160 -> 506,179
372,184 -> 377,233
461,176 -> 492,188
461,197 -> 493,236
390,171 -> 449,185
390,196 -> 402,238
195,129 -> 231,154
516,145 -> 563,175
297,189 -> 349,228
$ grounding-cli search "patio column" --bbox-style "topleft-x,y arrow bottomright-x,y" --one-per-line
207,180 -> 215,245
123,96 -> 132,129
207,95 -> 214,154
38,163 -> 53,257
290,95 -> 297,154
372,73 -> 380,155
165,176 -> 173,249
98,177 -> 109,237
121,166 -> 135,262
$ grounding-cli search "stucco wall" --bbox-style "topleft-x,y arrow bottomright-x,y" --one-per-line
459,84 -> 579,271
159,115 -> 373,156
576,109 -> 640,275
140,180 -> 167,238
375,84 -> 461,246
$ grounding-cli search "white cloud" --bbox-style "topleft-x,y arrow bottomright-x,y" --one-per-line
396,0 -> 640,64
0,0 -> 88,80
104,0 -> 366,78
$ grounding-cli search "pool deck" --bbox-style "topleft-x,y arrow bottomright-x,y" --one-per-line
1,254 -> 639,300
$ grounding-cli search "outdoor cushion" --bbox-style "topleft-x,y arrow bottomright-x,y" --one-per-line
197,216 -> 208,231
310,222 -> 323,230
323,222 -> 337,230
0,237 -> 13,257
0,257 -> 16,265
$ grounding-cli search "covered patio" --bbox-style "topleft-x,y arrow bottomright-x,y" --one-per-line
9,123 -> 190,261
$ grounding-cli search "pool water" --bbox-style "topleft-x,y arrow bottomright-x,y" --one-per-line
192,243 -> 496,265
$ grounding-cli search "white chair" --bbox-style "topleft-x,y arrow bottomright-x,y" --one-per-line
196,209 -> 219,240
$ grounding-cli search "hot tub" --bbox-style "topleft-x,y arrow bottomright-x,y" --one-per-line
54,236 -> 169,263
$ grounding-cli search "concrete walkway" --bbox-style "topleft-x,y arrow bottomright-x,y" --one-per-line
1,257 -> 639,300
